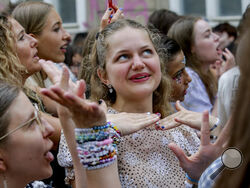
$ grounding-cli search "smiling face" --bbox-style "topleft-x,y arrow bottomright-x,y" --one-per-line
1,92 -> 54,183
98,27 -> 161,103
192,19 -> 222,65
167,51 -> 191,101
10,18 -> 41,76
34,8 -> 71,62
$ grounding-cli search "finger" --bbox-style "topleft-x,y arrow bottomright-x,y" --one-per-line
216,116 -> 232,146
100,8 -> 112,30
200,111 -> 210,146
111,8 -> 123,23
174,118 -> 200,130
60,66 -> 70,91
39,60 -> 61,84
175,100 -> 185,111
76,80 -> 86,98
40,88 -> 62,104
160,116 -> 181,130
168,143 -> 189,168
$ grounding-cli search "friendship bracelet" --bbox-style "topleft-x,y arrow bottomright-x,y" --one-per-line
185,173 -> 198,185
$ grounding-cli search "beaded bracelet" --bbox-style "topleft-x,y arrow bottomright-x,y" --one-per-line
75,122 -> 119,170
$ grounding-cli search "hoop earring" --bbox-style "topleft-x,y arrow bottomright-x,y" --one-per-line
108,84 -> 113,93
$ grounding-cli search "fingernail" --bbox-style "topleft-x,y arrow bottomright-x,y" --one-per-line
156,112 -> 161,117
110,14 -> 113,18
161,126 -> 165,129
98,99 -> 103,105
119,7 -> 123,11
109,8 -> 112,11
146,112 -> 151,115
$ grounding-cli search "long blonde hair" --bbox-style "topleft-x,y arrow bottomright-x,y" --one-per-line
90,19 -> 172,117
168,16 -> 217,103
0,14 -> 25,86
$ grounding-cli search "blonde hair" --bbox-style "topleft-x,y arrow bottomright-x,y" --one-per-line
90,19 -> 172,117
168,16 -> 217,103
0,14 -> 25,86
12,1 -> 53,36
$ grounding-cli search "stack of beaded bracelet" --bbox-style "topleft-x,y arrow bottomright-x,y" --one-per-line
75,122 -> 121,170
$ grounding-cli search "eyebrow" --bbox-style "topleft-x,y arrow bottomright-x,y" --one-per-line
17,29 -> 25,39
52,21 -> 61,28
173,67 -> 185,77
22,110 -> 36,126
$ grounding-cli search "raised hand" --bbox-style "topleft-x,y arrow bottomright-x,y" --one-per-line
168,111 -> 231,180
107,112 -> 160,136
100,6 -> 124,30
41,68 -> 106,128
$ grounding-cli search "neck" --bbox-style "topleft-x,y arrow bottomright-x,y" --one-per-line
112,94 -> 153,113
0,174 -> 27,188
200,61 -> 211,74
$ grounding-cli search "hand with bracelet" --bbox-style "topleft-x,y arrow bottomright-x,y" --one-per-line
41,67 -> 121,188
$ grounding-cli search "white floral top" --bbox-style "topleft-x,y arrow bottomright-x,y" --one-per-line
108,108 -> 200,188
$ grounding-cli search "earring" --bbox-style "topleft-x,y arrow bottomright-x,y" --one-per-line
108,84 -> 113,93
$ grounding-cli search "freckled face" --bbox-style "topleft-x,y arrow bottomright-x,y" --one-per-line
100,27 -> 161,102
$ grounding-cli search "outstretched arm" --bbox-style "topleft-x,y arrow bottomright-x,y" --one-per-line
41,67 -> 121,188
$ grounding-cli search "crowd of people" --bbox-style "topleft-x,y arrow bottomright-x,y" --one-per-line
0,1 -> 249,188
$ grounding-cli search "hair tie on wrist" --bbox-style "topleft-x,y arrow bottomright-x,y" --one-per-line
185,173 -> 198,184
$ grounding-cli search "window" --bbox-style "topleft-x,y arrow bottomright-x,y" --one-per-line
183,0 -> 206,16
58,0 -> 76,23
219,0 -> 242,16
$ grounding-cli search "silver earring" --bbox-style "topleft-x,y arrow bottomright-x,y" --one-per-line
108,84 -> 113,93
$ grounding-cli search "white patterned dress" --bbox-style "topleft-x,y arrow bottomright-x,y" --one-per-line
108,108 -> 200,188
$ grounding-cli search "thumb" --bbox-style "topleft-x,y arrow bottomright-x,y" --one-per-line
175,100 -> 185,111
168,143 -> 189,168
60,66 -> 70,90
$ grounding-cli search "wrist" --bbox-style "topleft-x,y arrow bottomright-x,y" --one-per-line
185,173 -> 199,185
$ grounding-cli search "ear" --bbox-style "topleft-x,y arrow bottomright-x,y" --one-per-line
0,153 -> 7,172
97,68 -> 110,86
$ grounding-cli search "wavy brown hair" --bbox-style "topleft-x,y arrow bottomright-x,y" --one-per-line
168,16 -> 217,104
0,14 -> 25,86
90,19 -> 172,117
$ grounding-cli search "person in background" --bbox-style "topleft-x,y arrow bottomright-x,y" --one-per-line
148,9 -> 181,35
213,22 -> 237,55
168,16 -> 222,114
